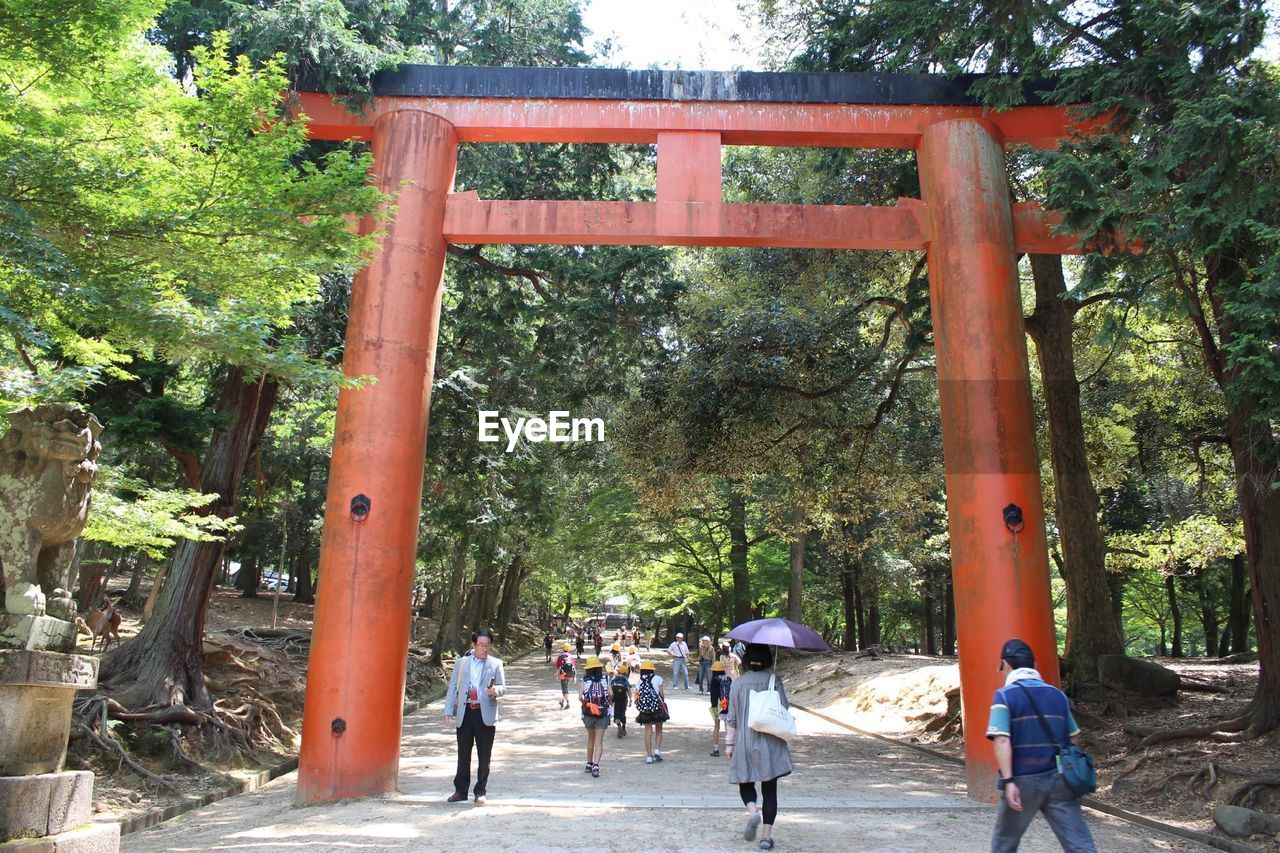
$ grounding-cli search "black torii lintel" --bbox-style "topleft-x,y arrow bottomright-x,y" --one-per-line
362,65 -> 1052,106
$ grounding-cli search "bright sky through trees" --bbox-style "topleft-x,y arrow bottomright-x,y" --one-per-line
583,0 -> 1280,68
582,0 -> 766,70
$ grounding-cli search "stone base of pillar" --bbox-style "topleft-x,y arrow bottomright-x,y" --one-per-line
0,651 -> 113,850
0,820 -> 120,851
0,772 -> 94,840
0,618 -> 77,655
0,651 -> 99,776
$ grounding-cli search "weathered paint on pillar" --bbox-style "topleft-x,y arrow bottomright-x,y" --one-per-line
917,119 -> 1059,802
297,108 -> 457,804
656,131 -> 722,202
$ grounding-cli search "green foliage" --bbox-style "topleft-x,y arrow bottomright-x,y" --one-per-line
1,23 -> 383,393
84,468 -> 236,557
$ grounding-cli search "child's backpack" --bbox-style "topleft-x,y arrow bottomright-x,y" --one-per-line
610,675 -> 630,702
582,677 -> 610,717
558,654 -> 575,680
636,678 -> 661,714
718,675 -> 732,713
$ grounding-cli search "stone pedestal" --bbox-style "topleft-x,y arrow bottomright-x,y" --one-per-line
0,821 -> 120,851
0,652 -> 97,776
0,618 -> 76,655
0,652 -> 116,851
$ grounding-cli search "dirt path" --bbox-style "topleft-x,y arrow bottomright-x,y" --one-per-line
126,653 -> 1203,851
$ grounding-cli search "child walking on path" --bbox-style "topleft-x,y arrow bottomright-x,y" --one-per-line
580,656 -> 611,778
635,660 -> 669,764
555,643 -> 576,710
708,659 -> 731,756
611,663 -> 632,738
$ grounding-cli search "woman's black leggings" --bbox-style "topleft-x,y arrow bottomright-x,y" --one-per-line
739,778 -> 778,825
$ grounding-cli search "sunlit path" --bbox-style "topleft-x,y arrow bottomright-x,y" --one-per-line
128,653 -> 1197,851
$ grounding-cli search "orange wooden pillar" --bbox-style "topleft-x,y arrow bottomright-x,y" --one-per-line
917,119 -> 1059,801
297,108 -> 457,803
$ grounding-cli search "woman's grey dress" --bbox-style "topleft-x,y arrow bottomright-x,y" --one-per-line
727,669 -> 794,783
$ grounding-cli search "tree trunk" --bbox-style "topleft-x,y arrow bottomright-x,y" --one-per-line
1224,408 -> 1280,728
120,555 -> 147,609
1227,553 -> 1250,654
1196,567 -> 1220,657
787,502 -> 805,622
75,554 -> 107,612
1197,257 -> 1280,733
431,539 -> 469,667
141,558 -> 169,624
866,573 -> 881,646
237,556 -> 260,598
291,460 -> 318,604
841,556 -> 857,651
292,557 -> 314,605
1108,571 -> 1127,639
728,491 -> 752,626
853,558 -> 867,649
1026,254 -> 1125,681
1167,573 -> 1184,658
100,370 -> 278,710
495,553 -> 528,644
478,555 -> 502,629
922,566 -> 937,655
942,572 -> 956,655
560,591 -> 571,625
462,540 -> 494,630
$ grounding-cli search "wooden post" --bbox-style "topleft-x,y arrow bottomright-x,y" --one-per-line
297,108 -> 457,803
917,118 -> 1059,801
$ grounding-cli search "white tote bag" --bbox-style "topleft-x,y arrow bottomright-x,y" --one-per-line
747,673 -> 796,742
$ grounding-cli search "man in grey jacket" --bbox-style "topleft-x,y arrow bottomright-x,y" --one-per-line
444,628 -> 507,805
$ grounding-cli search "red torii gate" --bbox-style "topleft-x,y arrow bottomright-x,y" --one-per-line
294,66 -> 1090,805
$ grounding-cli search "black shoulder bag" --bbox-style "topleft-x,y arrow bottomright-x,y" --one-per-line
1014,682 -> 1097,798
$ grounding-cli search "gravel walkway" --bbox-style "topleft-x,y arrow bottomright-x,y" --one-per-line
127,652 -> 1202,851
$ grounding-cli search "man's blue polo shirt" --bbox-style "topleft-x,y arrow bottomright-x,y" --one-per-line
986,674 -> 1080,777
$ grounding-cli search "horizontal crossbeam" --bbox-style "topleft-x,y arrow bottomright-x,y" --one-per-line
441,194 -> 1083,253
295,93 -> 1087,150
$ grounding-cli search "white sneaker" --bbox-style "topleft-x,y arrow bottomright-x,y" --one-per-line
645,756 -> 655,764
653,749 -> 663,761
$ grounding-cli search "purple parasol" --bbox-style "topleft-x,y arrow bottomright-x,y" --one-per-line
726,617 -> 830,651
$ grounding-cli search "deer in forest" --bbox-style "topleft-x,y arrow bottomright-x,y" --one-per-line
80,600 -> 121,651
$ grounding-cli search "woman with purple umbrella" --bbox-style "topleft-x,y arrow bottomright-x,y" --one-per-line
725,619 -> 827,850
726,643 -> 792,850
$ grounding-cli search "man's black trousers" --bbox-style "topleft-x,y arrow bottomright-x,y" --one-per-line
453,706 -> 495,797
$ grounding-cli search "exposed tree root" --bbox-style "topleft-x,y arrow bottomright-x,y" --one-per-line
1108,746 -> 1211,778
1226,778 -> 1280,810
1126,715 -> 1252,749
72,695 -> 180,794
1176,680 -> 1231,694
69,629 -> 310,791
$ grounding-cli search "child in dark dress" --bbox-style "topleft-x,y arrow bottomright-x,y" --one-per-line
709,659 -> 732,756
611,663 -> 632,737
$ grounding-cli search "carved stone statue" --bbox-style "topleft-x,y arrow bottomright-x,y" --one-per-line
0,405 -> 102,621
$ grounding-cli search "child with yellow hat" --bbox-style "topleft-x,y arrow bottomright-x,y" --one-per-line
610,663 -> 632,738
579,656 -> 610,777
635,659 -> 669,763
555,642 -> 576,710
709,659 -> 732,756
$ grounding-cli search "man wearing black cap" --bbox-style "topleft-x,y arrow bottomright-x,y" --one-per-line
987,638 -> 1096,852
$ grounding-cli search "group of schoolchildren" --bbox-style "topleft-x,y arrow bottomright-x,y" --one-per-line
552,637 -> 739,778
544,625 -> 647,664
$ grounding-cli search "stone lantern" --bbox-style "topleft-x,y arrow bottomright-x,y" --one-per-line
0,405 -> 119,849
